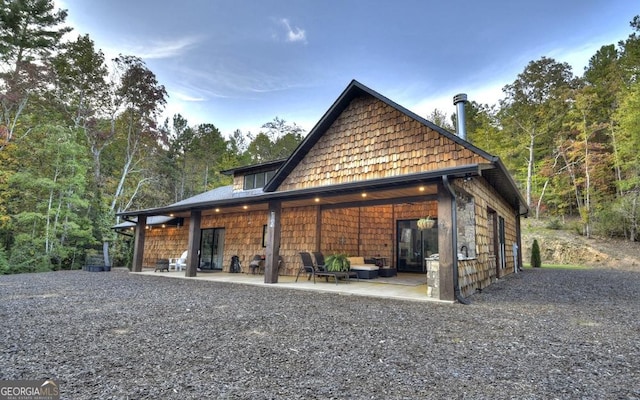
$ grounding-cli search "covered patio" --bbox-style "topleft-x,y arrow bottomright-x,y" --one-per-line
118,81 -> 527,303
133,269 -> 446,303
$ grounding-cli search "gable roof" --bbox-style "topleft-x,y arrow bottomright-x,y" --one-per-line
264,80 -> 497,192
117,80 -> 528,218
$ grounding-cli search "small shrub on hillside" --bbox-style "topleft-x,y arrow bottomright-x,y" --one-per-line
546,219 -> 562,230
531,239 -> 542,268
567,220 -> 584,236
595,206 -> 627,238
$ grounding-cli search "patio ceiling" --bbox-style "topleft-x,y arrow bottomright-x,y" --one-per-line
120,164 -> 484,220
192,183 -> 439,217
157,184 -> 439,219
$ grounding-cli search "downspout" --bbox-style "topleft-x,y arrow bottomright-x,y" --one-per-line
442,175 -> 470,305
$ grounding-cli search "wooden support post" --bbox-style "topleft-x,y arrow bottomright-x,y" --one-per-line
132,216 -> 146,272
185,210 -> 201,277
437,182 -> 455,301
264,201 -> 282,283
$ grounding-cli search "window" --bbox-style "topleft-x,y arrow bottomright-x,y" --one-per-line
244,174 -> 255,190
266,169 -> 276,182
255,172 -> 266,188
243,169 -> 277,190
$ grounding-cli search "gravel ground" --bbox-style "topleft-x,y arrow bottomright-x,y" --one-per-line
1,267 -> 639,399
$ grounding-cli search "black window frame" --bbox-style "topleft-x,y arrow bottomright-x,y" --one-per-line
243,169 -> 277,190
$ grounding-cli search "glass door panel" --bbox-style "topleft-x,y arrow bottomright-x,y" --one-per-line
200,228 -> 225,271
396,219 -> 438,273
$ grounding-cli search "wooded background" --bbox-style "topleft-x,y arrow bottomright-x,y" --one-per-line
1,1 -> 639,273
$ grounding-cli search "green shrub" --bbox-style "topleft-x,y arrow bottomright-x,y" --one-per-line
6,234 -> 53,274
324,253 -> 351,272
531,239 -> 542,268
545,218 -> 562,230
594,204 -> 627,238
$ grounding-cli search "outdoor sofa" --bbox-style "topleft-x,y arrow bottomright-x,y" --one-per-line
347,257 -> 379,279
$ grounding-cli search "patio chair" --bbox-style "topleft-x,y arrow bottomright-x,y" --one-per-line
296,252 -> 349,285
296,252 -> 319,283
249,254 -> 263,274
169,251 -> 187,271
262,256 -> 284,275
314,251 -> 359,281
312,252 -> 326,269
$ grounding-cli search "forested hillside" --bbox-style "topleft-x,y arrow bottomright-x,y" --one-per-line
1,1 -> 639,273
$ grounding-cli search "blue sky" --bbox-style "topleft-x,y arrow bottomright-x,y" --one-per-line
56,0 -> 637,137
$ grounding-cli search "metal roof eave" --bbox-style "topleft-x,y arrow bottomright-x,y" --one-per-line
220,158 -> 287,176
480,158 -> 529,216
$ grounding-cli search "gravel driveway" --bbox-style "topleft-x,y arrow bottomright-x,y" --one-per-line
1,267 -> 638,399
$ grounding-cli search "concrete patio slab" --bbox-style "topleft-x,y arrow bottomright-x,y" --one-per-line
134,269 -> 452,303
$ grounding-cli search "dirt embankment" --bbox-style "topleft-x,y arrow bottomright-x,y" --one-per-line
521,219 -> 640,270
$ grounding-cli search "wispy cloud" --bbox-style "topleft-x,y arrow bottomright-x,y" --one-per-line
278,18 -> 307,44
106,35 -> 204,60
171,91 -> 206,102
172,61 -> 305,97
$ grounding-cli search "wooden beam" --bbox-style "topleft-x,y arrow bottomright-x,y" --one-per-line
131,216 -> 146,272
264,201 -> 282,283
319,194 -> 438,211
437,182 -> 455,301
185,210 -> 201,277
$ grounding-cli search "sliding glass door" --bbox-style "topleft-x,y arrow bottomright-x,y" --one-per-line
396,219 -> 438,273
200,228 -> 225,271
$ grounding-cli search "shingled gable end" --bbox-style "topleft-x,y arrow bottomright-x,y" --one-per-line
266,80 -> 491,193
117,80 -> 528,303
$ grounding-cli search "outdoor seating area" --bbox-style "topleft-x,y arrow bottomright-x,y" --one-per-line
293,253 -> 401,283
154,259 -> 170,272
296,252 -> 358,285
247,254 -> 284,275
169,251 -> 187,271
348,257 -> 380,279
83,255 -> 111,272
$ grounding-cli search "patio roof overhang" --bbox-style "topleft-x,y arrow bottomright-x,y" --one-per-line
118,162 -> 527,220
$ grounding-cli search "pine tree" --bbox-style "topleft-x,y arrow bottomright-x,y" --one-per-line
531,239 -> 542,268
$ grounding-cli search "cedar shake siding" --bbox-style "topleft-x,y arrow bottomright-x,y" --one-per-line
118,80 -> 527,302
277,95 -> 488,192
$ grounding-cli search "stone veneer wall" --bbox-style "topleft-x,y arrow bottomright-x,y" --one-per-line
456,188 -> 477,259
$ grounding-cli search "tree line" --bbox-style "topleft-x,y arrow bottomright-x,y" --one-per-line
464,16 -> 640,242
0,0 -> 304,272
0,1 -> 638,273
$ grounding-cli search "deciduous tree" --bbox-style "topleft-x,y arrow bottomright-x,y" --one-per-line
0,0 -> 70,149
